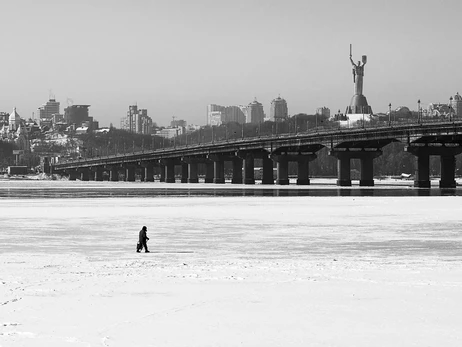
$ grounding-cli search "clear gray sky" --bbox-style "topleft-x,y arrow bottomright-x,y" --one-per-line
1,0 -> 461,127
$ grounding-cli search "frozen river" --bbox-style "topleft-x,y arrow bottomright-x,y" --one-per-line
1,179 -> 462,346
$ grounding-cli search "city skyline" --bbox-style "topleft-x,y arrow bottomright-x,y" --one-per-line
1,0 -> 462,127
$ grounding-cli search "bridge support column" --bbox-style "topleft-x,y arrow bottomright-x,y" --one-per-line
296,155 -> 316,185
92,168 -> 104,181
109,167 -> 119,182
405,147 -> 431,188
79,168 -> 90,181
213,158 -> 225,184
181,158 -> 201,183
273,154 -> 289,185
181,163 -> 189,183
262,156 -> 274,185
359,155 -> 376,187
231,158 -> 243,184
164,160 -> 175,183
329,149 -> 381,187
205,162 -> 214,183
243,153 -> 255,185
159,165 -> 166,182
406,144 -> 462,188
336,153 -> 351,186
188,162 -> 199,183
415,152 -> 430,188
144,164 -> 154,182
125,166 -> 136,182
440,155 -> 456,188
68,170 -> 78,181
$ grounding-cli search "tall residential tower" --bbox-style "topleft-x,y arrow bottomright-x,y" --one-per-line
270,96 -> 288,122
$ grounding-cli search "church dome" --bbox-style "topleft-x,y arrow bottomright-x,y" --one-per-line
453,92 -> 462,101
9,107 -> 20,123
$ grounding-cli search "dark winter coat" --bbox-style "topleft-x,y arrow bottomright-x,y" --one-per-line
139,229 -> 149,243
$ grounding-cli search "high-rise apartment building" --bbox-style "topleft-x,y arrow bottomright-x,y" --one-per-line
450,92 -> 462,117
207,104 -> 225,125
224,106 -> 245,124
120,105 -> 152,134
38,98 -> 60,121
245,99 -> 265,124
207,104 -> 245,125
270,96 -> 288,122
64,105 -> 91,126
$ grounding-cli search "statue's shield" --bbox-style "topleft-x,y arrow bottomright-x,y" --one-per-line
362,55 -> 367,64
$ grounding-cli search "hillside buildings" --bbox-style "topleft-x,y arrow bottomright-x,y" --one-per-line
120,105 -> 153,134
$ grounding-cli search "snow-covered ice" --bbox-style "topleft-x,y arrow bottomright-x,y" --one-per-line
1,181 -> 461,346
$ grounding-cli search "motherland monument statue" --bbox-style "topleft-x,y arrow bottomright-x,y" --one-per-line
345,44 -> 373,116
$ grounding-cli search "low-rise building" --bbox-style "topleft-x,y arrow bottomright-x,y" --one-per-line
157,127 -> 183,139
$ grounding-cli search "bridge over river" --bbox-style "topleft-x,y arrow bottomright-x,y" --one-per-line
52,121 -> 462,188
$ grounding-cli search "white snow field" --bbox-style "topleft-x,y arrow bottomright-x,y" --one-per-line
1,181 -> 462,346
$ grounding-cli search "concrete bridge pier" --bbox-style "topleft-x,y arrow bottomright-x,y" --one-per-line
208,155 -> 225,184
138,167 -> 145,182
440,154 -> 457,188
188,162 -> 199,183
359,152 -> 382,186
109,167 -> 119,182
296,154 -> 317,185
205,162 -> 214,183
405,146 -> 431,188
330,151 -> 351,186
143,164 -> 155,182
68,170 -> 79,181
159,164 -> 166,182
79,168 -> 90,181
181,163 -> 189,183
262,156 -> 274,185
92,168 -> 104,181
272,154 -> 289,185
329,149 -> 382,187
242,152 -> 255,185
182,158 -> 206,183
125,166 -> 136,182
163,160 -> 176,183
232,157 -> 243,184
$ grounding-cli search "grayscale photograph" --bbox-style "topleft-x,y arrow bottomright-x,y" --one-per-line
1,0 -> 461,346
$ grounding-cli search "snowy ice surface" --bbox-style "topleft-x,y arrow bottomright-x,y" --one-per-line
0,180 -> 462,346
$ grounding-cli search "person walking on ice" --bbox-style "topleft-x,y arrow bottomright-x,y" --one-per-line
137,226 -> 150,253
